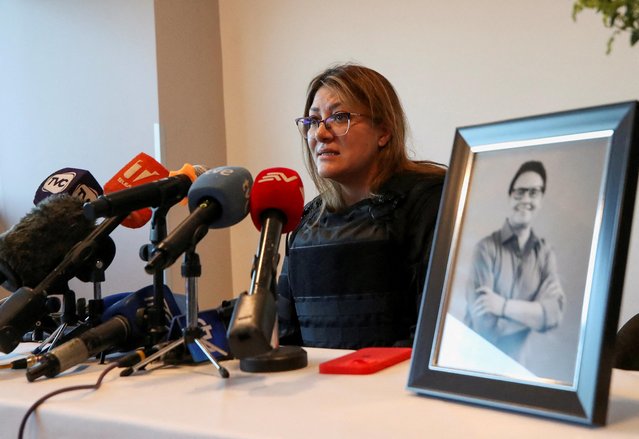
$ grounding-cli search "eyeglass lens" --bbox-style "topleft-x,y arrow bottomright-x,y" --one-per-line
297,113 -> 351,138
511,187 -> 544,199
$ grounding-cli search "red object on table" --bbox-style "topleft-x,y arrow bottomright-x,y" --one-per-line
319,347 -> 412,375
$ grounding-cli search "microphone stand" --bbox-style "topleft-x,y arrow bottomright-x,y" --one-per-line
139,206 -> 171,348
228,211 -> 307,372
124,248 -> 229,378
238,267 -> 308,373
31,216 -> 125,355
86,258 -> 106,327
31,282 -> 76,355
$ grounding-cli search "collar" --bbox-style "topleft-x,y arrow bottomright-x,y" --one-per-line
499,220 -> 541,252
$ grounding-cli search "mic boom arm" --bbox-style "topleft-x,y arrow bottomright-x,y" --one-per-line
34,214 -> 126,296
144,199 -> 219,273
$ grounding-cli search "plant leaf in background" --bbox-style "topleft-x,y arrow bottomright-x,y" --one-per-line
573,0 -> 639,53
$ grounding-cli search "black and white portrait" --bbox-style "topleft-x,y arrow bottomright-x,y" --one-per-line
409,102 -> 637,424
435,135 -> 608,385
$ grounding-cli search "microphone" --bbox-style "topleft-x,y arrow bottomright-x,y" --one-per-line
84,159 -> 208,225
1,165 -> 115,291
0,195 -> 96,292
0,168 -> 117,353
0,195 -> 122,353
615,314 -> 639,370
2,166 -> 106,291
144,166 -> 253,273
25,284 -> 182,381
227,168 -> 304,359
33,167 -> 103,205
101,152 -> 170,228
0,287 -> 48,353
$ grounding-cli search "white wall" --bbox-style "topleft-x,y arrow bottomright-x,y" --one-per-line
0,0 -> 160,299
218,0 -> 639,327
0,0 -> 232,310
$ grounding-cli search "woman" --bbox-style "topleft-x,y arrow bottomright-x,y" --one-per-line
277,64 -> 445,349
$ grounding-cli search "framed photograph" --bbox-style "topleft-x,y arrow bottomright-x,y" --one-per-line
408,101 -> 639,425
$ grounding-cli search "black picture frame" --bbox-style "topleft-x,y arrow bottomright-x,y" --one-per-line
408,101 -> 639,426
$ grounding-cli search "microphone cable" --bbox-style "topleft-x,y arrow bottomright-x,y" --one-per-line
17,362 -> 118,439
16,347 -> 156,439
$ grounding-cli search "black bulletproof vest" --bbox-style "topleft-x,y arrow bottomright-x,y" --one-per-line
286,193 -> 412,349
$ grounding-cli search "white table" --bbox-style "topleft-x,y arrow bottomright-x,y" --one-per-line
1,345 -> 639,439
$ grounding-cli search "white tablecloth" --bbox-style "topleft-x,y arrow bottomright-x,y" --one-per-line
1,345 -> 639,438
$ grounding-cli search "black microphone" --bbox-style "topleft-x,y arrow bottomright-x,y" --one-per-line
144,166 -> 253,273
0,287 -> 48,353
615,314 -> 639,370
27,314 -> 129,381
0,214 -> 122,354
0,193 -> 124,354
227,168 -> 304,359
26,284 -> 182,381
0,170 -> 107,354
1,167 -> 103,291
0,195 -> 96,292
83,164 -> 208,221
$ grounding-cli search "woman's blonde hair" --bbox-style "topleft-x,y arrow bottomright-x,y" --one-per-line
301,63 -> 444,211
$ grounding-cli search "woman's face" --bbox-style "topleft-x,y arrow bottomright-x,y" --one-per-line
508,171 -> 545,229
307,86 -> 389,191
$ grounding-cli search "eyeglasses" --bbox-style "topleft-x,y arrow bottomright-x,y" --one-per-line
510,186 -> 545,200
294,112 -> 369,139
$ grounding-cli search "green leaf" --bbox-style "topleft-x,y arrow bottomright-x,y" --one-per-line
606,35 -> 615,54
573,0 -> 639,52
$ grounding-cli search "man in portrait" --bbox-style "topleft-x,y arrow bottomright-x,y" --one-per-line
464,160 -> 566,365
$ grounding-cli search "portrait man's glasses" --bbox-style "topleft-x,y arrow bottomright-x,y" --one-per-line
295,112 -> 369,139
510,186 -> 545,200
